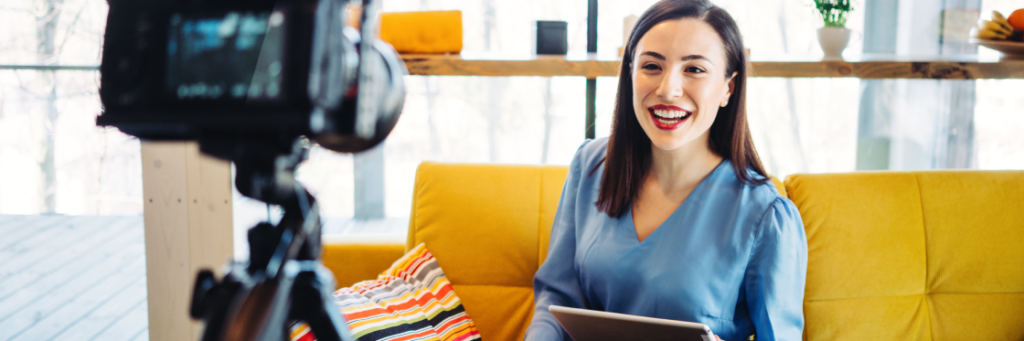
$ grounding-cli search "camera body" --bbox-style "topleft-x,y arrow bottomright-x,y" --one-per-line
98,0 -> 405,153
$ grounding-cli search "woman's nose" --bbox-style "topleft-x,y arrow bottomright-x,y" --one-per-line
656,71 -> 684,100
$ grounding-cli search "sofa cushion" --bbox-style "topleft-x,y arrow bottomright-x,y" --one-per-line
407,162 -> 568,340
786,170 -> 1024,341
321,234 -> 407,288
453,285 -> 536,341
916,171 -> 1024,340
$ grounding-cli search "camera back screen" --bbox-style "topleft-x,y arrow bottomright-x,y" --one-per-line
166,10 -> 287,103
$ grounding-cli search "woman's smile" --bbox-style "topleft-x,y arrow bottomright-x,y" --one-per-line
647,104 -> 692,130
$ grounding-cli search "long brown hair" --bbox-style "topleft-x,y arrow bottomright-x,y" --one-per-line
593,0 -> 767,218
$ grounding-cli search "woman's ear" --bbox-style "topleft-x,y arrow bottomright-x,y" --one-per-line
721,72 -> 737,107
725,71 -> 737,96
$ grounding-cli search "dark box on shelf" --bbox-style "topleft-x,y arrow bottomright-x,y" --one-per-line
536,21 -> 568,55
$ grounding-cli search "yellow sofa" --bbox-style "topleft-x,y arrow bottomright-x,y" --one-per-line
322,162 -> 1024,341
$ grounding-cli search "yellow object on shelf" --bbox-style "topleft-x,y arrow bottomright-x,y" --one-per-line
380,10 -> 463,54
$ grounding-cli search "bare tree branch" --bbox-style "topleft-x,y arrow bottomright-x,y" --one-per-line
14,70 -> 35,95
55,0 -> 89,60
33,1 -> 64,28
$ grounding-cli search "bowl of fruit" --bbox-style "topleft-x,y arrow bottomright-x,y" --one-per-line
972,9 -> 1024,58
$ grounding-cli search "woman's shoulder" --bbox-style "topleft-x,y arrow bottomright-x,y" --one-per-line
569,137 -> 609,174
717,159 -> 795,218
743,176 -> 801,230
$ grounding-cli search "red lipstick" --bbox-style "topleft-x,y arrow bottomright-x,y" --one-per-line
647,105 -> 691,130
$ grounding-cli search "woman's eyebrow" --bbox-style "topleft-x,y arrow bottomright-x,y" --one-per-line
639,51 -> 666,60
639,51 -> 713,65
681,55 -> 712,65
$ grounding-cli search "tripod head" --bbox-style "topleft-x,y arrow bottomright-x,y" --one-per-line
190,136 -> 351,341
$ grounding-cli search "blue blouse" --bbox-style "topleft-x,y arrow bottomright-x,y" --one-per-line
527,138 -> 807,341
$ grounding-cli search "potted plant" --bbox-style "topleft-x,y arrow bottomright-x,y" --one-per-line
814,0 -> 854,58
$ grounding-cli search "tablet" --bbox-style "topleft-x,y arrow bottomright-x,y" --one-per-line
548,305 -> 716,341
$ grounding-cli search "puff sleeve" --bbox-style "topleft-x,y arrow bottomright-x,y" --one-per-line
744,198 -> 808,341
525,141 -> 593,341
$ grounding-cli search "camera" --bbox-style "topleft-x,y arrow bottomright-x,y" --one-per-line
96,0 -> 407,340
97,0 -> 405,153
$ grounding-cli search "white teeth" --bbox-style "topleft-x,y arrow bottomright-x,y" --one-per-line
653,109 -> 689,119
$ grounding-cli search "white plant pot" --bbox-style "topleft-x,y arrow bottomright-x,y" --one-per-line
817,27 -> 851,59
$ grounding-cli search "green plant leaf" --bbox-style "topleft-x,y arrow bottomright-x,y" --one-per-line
813,0 -> 852,27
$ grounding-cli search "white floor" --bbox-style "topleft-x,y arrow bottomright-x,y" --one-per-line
0,214 -> 407,341
0,215 -> 147,341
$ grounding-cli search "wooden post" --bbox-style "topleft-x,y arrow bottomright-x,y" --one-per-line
141,141 -> 233,341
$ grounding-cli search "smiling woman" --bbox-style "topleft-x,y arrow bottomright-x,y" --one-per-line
599,2 -> 768,220
528,1 -> 807,341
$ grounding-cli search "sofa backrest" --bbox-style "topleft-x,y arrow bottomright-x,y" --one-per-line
407,162 -> 569,341
785,171 -> 1024,341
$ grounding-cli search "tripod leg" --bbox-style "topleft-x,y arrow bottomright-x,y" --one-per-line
291,261 -> 355,341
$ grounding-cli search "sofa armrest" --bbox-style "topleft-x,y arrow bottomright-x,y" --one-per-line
321,234 -> 407,288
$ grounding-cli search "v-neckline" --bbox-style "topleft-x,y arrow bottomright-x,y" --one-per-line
625,159 -> 728,245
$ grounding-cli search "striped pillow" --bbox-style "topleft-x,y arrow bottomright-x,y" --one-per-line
291,243 -> 482,341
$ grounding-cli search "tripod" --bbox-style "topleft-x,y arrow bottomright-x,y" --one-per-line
189,136 -> 355,341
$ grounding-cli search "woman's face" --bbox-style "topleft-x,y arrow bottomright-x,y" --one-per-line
631,18 -> 735,152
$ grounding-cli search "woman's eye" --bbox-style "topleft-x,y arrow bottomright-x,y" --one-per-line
686,66 -> 706,73
642,64 -> 661,71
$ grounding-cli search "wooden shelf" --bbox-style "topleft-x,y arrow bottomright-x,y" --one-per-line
400,53 -> 1024,79
3,54 -> 1019,79
402,53 -> 619,78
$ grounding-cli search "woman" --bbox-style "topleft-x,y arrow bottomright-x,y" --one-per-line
526,1 -> 807,340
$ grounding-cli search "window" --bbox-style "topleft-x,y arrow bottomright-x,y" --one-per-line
1,0 -> 1021,228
